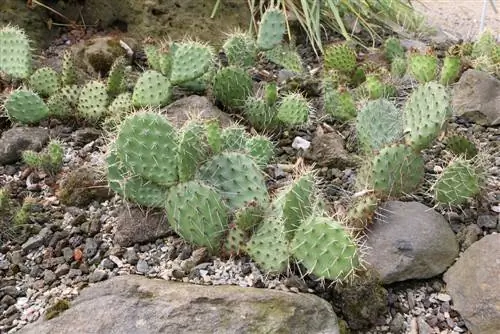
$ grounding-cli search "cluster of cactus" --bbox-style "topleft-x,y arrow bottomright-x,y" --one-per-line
22,140 -> 64,175
468,29 -> 500,76
107,110 -> 360,281
243,82 -> 312,130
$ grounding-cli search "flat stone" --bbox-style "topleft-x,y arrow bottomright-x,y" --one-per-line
365,201 -> 459,284
452,69 -> 500,126
18,275 -> 340,334
0,127 -> 49,165
113,206 -> 170,247
305,128 -> 353,169
443,234 -> 500,334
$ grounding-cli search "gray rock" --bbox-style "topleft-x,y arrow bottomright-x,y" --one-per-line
18,275 -> 340,334
1,294 -> 16,306
443,234 -> 500,334
113,207 -> 170,247
477,215 -> 498,229
389,313 -> 406,333
21,227 -> 52,253
305,129 -> 354,169
0,127 -> 49,165
62,247 -> 74,262
160,95 -> 233,128
452,69 -> 500,126
136,259 -> 149,274
54,264 -> 70,277
43,270 -> 57,285
71,128 -> 101,146
365,201 -> 459,284
124,248 -> 139,265
88,269 -> 108,283
83,238 -> 99,259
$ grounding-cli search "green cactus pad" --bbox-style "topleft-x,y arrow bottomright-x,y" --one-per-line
245,135 -> 274,167
77,81 -> 108,121
132,70 -> 172,107
439,55 -> 461,85
291,216 -> 359,281
5,89 -> 49,124
60,84 -> 81,108
362,75 -> 397,99
409,54 -> 438,83
445,135 -> 478,159
205,119 -> 223,153
106,148 -> 167,208
256,8 -> 286,51
0,25 -> 32,79
197,152 -> 269,211
115,112 -> 179,186
220,126 -> 248,152
46,93 -> 71,118
166,180 -> 228,252
372,144 -> 425,197
29,67 -> 60,97
275,92 -> 310,127
323,81 -> 356,121
222,32 -> 257,68
472,29 -> 497,59
233,204 -> 265,232
324,44 -> 357,73
61,50 -> 78,86
356,99 -> 403,152
177,121 -> 210,182
170,41 -> 213,85
383,37 -> 405,63
264,43 -> 303,73
433,159 -> 481,205
223,226 -> 247,256
108,92 -> 133,117
247,216 -> 290,273
346,194 -> 379,230
243,96 -> 276,130
106,56 -> 127,97
144,44 -> 162,72
212,66 -> 253,109
264,82 -> 278,106
403,82 -> 452,150
391,57 -> 407,78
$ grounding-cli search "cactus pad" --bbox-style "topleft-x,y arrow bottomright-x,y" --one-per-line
177,121 -> 210,182
403,82 -> 452,150
433,158 -> 481,205
391,57 -> 407,78
383,37 -> 405,63
61,50 -> 78,86
166,181 -> 228,252
445,135 -> 478,159
324,44 -> 357,73
275,92 -> 310,127
256,8 -> 286,51
245,135 -> 274,167
5,89 -> 49,124
264,43 -> 303,73
439,56 -> 461,85
170,41 -> 213,85
223,32 -> 257,68
212,67 -> 253,109
409,54 -> 438,83
323,80 -> 356,122
197,152 -> 269,211
29,67 -> 60,97
371,144 -> 425,197
115,112 -> 179,186
132,70 -> 172,107
106,56 -> 127,97
243,97 -> 276,130
0,25 -> 32,79
291,216 -> 359,281
77,81 -> 108,121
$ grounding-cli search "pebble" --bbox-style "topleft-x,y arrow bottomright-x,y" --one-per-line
136,259 -> 149,274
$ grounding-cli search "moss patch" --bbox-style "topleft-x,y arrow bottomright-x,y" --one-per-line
45,299 -> 71,320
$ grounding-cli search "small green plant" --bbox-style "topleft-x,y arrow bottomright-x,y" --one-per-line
22,140 -> 64,175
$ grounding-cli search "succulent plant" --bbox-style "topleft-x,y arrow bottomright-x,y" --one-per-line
390,56 -> 407,78
176,121 -> 210,182
77,80 -> 108,122
243,96 -> 276,130
60,50 -> 78,86
212,66 -> 253,109
132,70 -> 172,108
275,92 -> 311,127
264,43 -> 303,73
0,25 -> 32,79
362,75 -> 397,99
346,194 -> 379,230
439,55 -> 461,85
445,135 -> 478,159
409,53 -> 438,83
22,139 -> 64,174
383,37 -> 405,63
169,41 -> 214,85
324,43 -> 357,73
106,56 -> 127,97
256,7 -> 287,51
222,31 -> 258,68
29,67 -> 60,97
403,81 -> 452,150
433,158 -> 482,205
323,80 -> 356,122
4,89 -> 49,124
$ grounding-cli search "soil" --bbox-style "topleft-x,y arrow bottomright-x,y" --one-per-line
414,0 -> 500,40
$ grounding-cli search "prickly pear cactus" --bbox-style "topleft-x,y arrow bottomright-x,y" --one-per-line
61,50 -> 78,86
346,194 -> 379,230
445,135 -> 478,159
245,135 -> 274,167
144,44 -> 162,72
197,152 -> 269,211
0,25 -> 32,79
409,53 -> 438,83
362,75 -> 397,99
106,56 -> 127,97
132,70 -> 172,107
176,121 -> 210,182
256,8 -> 286,51
243,96 -> 276,130
47,93 -> 71,118
247,216 -> 290,273
220,126 -> 248,152
471,29 -> 497,59
433,158 -> 482,205
391,57 -> 407,78
108,92 -> 133,117
222,32 -> 257,68
60,84 -> 81,108
264,82 -> 278,106
106,148 -> 167,208
383,37 -> 405,63
275,92 -> 311,127
356,99 -> 403,152
169,41 -> 214,85
223,225 -> 247,256
439,55 -> 461,85
166,180 -> 228,252
77,81 -> 108,121
291,216 -> 360,281
324,43 -> 357,73
403,82 -> 452,150
371,144 -> 425,197
29,67 -> 60,97
323,80 -> 356,122
5,89 -> 49,124
212,66 -> 253,109
115,112 -> 179,186
264,43 -> 303,73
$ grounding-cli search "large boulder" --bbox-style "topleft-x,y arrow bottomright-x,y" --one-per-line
452,69 -> 500,126
364,201 -> 459,284
18,275 -> 340,334
443,234 -> 500,334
